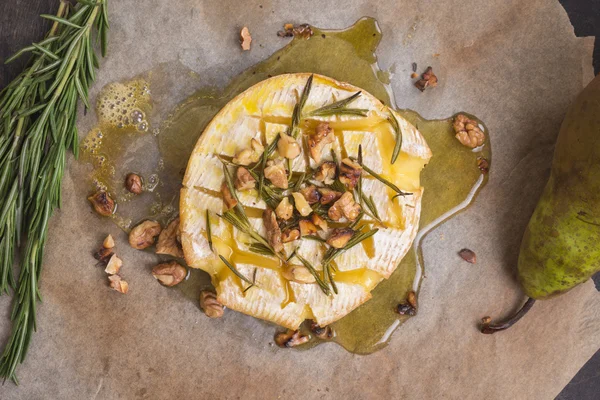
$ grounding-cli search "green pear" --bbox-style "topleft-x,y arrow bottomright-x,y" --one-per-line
483,74 -> 600,333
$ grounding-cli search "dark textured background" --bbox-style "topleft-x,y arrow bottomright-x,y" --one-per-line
0,0 -> 598,398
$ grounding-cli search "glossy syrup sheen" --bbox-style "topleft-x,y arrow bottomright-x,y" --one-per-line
82,17 -> 490,354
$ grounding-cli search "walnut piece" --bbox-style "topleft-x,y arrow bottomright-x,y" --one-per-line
458,248 -> 477,264
108,275 -> 128,294
326,228 -> 354,248
263,208 -> 284,253
128,220 -> 162,250
274,329 -> 309,348
314,162 -> 336,185
240,26 -> 252,51
125,173 -> 143,194
308,122 -> 334,163
264,159 -> 288,189
310,321 -> 334,340
233,138 -> 264,165
292,192 -> 312,217
235,166 -> 256,191
200,290 -> 224,318
299,184 -> 321,205
277,23 -> 313,40
318,188 -> 342,205
105,254 -> 122,275
415,66 -> 438,92
299,219 -> 318,236
277,132 -> 301,159
152,261 -> 187,287
221,182 -> 238,209
94,247 -> 114,265
453,114 -> 485,148
282,264 -> 316,284
328,192 -> 361,221
339,158 -> 362,190
311,214 -> 328,231
88,191 -> 115,216
275,197 -> 294,220
156,217 -> 183,258
103,234 -> 115,249
282,228 -> 300,243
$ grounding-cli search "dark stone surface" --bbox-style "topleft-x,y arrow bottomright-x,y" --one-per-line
0,1 -> 598,398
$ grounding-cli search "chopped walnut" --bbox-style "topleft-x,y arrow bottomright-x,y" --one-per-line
233,138 -> 264,165
94,247 -> 114,265
282,228 -> 300,243
263,208 -> 284,253
458,248 -> 477,264
88,191 -> 115,216
318,188 -> 342,205
275,197 -> 294,220
415,66 -> 438,92
274,329 -> 309,348
277,132 -> 301,159
292,192 -> 312,217
299,219 -> 318,236
105,254 -> 122,275
152,261 -> 187,287
310,321 -> 334,340
314,162 -> 336,185
264,159 -> 288,189
308,122 -> 334,163
103,234 -> 115,249
477,157 -> 490,174
240,26 -> 252,51
221,182 -> 238,209
235,166 -> 256,191
453,114 -> 485,148
156,217 -> 183,258
299,184 -> 321,205
339,158 -> 362,190
396,290 -> 417,316
125,173 -> 143,194
407,290 -> 417,309
311,214 -> 328,231
128,220 -> 162,250
328,192 -> 361,221
277,23 -> 313,40
326,228 -> 354,248
108,275 -> 129,294
200,290 -> 223,318
282,264 -> 316,284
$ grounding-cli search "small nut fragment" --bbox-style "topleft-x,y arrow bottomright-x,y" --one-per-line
311,214 -> 328,231
232,139 -> 264,165
410,72 -> 419,79
453,114 -> 485,148
125,173 -> 143,194
274,329 -> 309,348
94,247 -> 114,265
326,228 -> 354,248
299,219 -> 318,236
282,264 -> 316,284
308,122 -> 334,163
481,316 -> 492,325
264,159 -> 288,189
458,248 -> 477,264
477,157 -> 490,174
318,187 -> 342,205
128,220 -> 162,250
282,228 -> 300,243
88,191 -> 115,216
314,162 -> 336,185
407,290 -> 417,309
221,182 -> 238,209
200,290 -> 223,318
414,66 -> 438,92
299,184 -> 321,205
292,192 -> 312,217
235,167 -> 256,191
152,261 -> 187,287
277,132 -> 301,159
105,254 -> 122,275
275,197 -> 294,220
310,321 -> 334,340
328,192 -> 361,221
108,275 -> 129,294
103,234 -> 115,249
263,208 -> 284,253
277,23 -> 313,40
240,26 -> 252,51
156,217 -> 183,258
396,290 -> 417,316
339,158 -> 362,190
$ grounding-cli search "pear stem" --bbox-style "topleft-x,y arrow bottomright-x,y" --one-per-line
480,297 -> 536,334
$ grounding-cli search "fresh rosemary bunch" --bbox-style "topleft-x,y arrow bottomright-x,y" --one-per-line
0,0 -> 108,383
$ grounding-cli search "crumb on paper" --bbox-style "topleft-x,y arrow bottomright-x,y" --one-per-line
414,66 -> 438,92
105,254 -> 123,275
108,275 -> 128,294
240,27 -> 252,51
458,248 -> 477,264
477,157 -> 490,174
277,23 -> 313,39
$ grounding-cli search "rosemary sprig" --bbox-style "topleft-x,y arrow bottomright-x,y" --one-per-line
257,136 -> 279,197
295,253 -> 330,295
206,210 -> 213,251
307,91 -> 368,118
362,194 -> 381,221
323,228 -> 379,266
0,1 -> 108,383
289,74 -> 313,138
361,164 -> 412,198
243,268 -> 258,293
219,255 -> 253,285
220,210 -> 276,257
388,111 -> 402,164
248,243 -> 274,256
303,235 -> 326,243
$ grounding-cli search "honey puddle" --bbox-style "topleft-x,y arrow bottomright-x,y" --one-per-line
81,17 -> 491,354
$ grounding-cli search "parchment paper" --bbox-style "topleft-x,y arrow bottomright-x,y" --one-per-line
1,0 -> 599,399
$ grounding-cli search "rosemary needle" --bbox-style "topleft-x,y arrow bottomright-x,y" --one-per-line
206,209 -> 213,251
